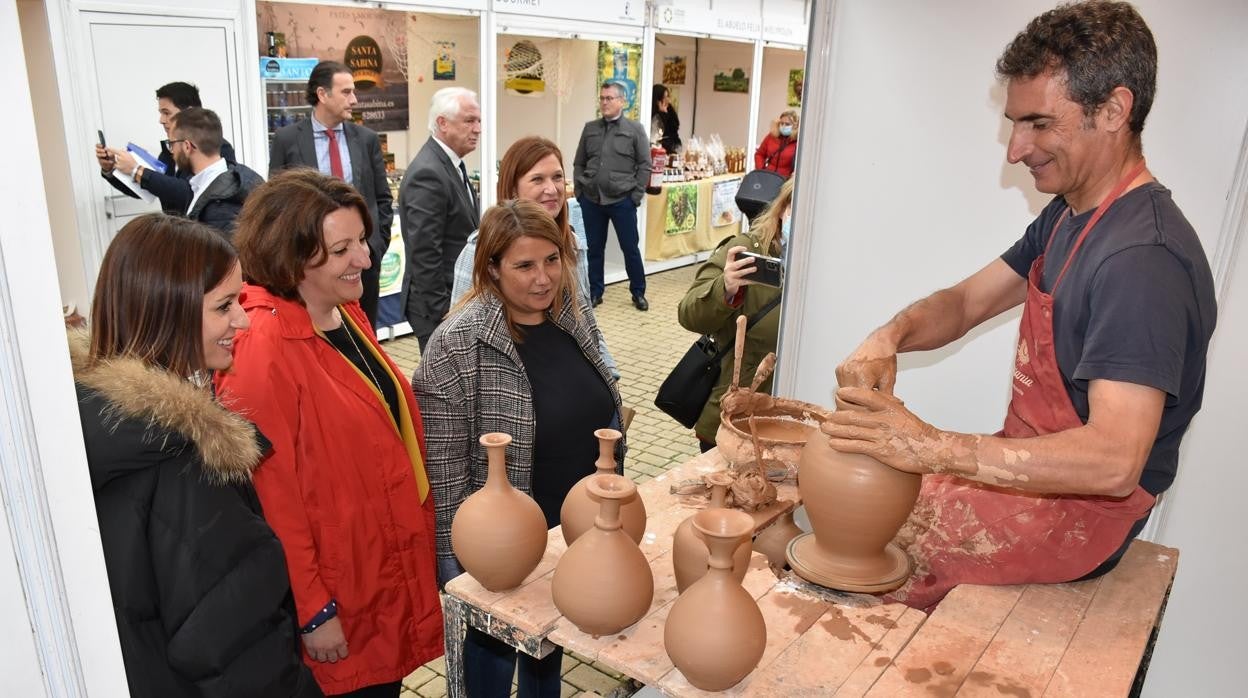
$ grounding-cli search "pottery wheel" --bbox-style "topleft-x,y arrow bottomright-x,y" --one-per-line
785,532 -> 911,594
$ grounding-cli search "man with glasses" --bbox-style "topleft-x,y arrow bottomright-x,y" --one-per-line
574,81 -> 652,311
168,107 -> 263,238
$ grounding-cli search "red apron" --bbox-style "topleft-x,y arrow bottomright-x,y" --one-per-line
888,163 -> 1156,611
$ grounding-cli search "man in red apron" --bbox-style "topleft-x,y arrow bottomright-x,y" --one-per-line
824,1 -> 1217,611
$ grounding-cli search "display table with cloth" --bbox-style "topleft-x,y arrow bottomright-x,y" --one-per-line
441,450 -> 1178,696
642,174 -> 745,261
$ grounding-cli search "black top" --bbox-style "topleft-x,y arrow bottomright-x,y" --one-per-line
323,322 -> 402,423
1000,182 -> 1217,495
653,108 -> 681,154
514,320 -> 618,526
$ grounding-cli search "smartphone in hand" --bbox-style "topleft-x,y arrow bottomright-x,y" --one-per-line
97,130 -> 106,148
739,251 -> 784,287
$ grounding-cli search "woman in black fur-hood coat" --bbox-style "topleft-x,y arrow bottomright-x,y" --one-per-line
72,320 -> 326,698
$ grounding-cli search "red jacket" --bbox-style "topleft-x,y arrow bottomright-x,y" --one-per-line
753,133 -> 798,178
216,286 -> 443,694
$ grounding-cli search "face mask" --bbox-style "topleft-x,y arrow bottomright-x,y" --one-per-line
779,125 -> 794,137
780,215 -> 792,252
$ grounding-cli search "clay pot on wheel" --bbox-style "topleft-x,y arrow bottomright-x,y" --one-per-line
560,428 -> 646,545
451,433 -> 548,591
665,508 -> 767,691
673,471 -> 751,592
552,474 -> 654,637
786,403 -> 921,593
715,399 -> 825,478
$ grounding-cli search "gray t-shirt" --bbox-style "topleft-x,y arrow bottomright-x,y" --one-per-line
1000,183 -> 1217,495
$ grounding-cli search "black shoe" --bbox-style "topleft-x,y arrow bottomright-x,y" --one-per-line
592,295 -> 603,307
632,294 -> 649,311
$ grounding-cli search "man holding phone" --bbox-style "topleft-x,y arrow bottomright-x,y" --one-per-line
96,81 -> 237,214
676,177 -> 795,451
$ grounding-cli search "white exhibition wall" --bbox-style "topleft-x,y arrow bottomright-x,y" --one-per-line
408,12 -> 482,174
783,1 -> 1248,695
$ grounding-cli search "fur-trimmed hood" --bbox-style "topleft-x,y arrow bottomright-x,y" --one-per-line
69,329 -> 262,484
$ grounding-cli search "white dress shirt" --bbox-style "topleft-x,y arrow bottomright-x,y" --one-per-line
187,157 -> 229,215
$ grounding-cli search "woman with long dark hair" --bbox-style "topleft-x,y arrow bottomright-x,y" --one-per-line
651,83 -> 681,154
74,213 -> 320,698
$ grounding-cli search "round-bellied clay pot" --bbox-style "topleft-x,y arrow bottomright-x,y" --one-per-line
450,432 -> 547,591
715,399 -> 826,478
665,508 -> 767,691
786,403 -> 921,592
560,428 -> 647,546
752,508 -> 804,570
552,474 -> 654,637
672,471 -> 751,592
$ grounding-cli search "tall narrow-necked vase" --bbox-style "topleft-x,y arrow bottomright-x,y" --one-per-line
665,508 -> 767,691
451,432 -> 547,591
672,470 -> 751,592
560,428 -> 646,545
552,474 -> 654,637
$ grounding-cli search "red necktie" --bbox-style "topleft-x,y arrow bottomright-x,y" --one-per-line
325,127 -> 344,179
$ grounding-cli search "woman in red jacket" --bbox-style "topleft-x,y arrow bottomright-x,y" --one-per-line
753,109 -> 799,179
216,169 -> 443,697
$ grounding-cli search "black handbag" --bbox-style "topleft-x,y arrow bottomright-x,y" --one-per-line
654,295 -> 783,429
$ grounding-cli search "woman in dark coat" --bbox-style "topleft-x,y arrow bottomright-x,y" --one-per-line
651,83 -> 682,154
74,213 -> 321,698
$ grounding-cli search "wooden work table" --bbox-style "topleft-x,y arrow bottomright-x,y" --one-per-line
442,450 -> 1178,697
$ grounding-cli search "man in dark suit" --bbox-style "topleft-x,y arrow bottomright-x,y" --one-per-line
398,87 -> 481,350
269,61 -> 393,326
96,81 -> 237,214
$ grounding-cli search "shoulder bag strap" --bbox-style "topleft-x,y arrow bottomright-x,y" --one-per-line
708,294 -> 783,363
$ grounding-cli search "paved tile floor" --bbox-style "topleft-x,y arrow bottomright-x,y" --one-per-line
382,264 -> 704,697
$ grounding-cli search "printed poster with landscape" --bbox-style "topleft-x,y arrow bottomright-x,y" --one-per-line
665,184 -> 699,236
712,177 -> 743,227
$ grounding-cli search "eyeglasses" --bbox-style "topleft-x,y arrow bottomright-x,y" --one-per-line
167,138 -> 190,147
599,96 -> 620,102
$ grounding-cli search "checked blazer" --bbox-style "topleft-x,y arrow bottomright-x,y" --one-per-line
411,291 -> 623,560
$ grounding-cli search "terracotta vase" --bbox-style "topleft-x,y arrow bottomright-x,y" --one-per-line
665,508 -> 767,691
715,398 -> 826,479
451,433 -> 547,591
560,428 -> 647,545
552,474 -> 654,637
752,509 -> 804,570
786,403 -> 921,592
672,471 -> 751,592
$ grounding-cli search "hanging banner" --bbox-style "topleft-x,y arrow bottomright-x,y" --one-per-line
665,184 -> 699,236
491,0 -> 644,26
597,41 -> 641,120
258,2 -> 409,132
712,177 -> 743,227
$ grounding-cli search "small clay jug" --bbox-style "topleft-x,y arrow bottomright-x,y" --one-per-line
560,428 -> 647,545
752,509 -> 804,570
673,471 -> 751,592
786,400 -> 921,592
451,433 -> 547,591
552,474 -> 654,637
665,508 -> 767,691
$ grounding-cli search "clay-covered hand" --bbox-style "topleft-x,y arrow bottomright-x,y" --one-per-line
821,387 -> 947,475
723,246 -> 757,298
109,148 -> 138,176
302,616 -> 349,663
835,332 -> 899,394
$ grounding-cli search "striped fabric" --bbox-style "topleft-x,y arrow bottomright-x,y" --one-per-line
412,291 -> 623,559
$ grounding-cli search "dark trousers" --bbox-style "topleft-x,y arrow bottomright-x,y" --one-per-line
578,196 -> 646,299
330,680 -> 401,698
463,626 -> 562,698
